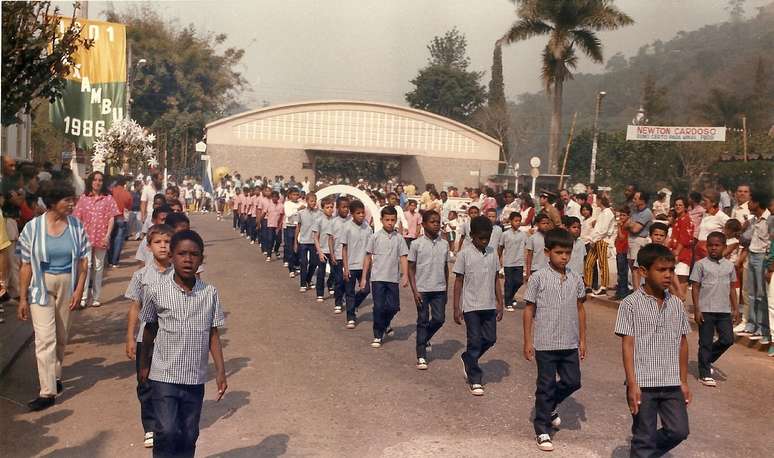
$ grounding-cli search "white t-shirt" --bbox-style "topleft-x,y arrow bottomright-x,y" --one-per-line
141,185 -> 159,228
698,211 -> 730,241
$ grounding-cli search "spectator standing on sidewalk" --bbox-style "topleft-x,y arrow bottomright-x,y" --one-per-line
17,182 -> 90,411
108,176 -> 133,267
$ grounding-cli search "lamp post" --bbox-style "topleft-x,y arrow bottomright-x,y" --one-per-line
589,91 -> 606,184
126,58 -> 147,119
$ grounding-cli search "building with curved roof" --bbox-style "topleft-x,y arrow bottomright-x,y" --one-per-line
205,100 -> 502,188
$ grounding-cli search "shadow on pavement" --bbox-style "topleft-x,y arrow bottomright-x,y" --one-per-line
102,275 -> 132,286
200,390 -> 251,429
41,430 -> 111,457
207,433 -> 289,457
557,397 -> 587,430
57,357 -> 134,403
1,407 -> 71,456
611,444 -> 630,457
481,359 -> 510,384
390,324 -> 415,341
207,357 -> 251,382
428,339 -> 464,360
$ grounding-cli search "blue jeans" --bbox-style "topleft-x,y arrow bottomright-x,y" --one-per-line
745,252 -> 770,335
372,281 -> 400,338
316,256 -> 333,297
461,309 -> 497,385
151,381 -> 204,458
108,219 -> 127,266
298,243 -> 318,287
416,291 -> 447,358
534,349 -> 581,435
504,266 -> 524,305
345,269 -> 370,321
616,253 -> 629,297
283,227 -> 298,272
135,343 -> 155,433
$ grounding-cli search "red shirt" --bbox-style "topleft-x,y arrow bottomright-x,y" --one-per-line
615,225 -> 629,254
670,213 -> 694,265
112,186 -> 133,214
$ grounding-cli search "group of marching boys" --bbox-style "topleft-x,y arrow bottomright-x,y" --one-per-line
218,184 -> 708,456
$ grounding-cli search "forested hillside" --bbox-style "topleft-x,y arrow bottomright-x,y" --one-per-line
507,2 -> 774,185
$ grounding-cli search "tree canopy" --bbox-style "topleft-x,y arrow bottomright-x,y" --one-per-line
1,1 -> 92,126
104,7 -> 247,173
406,28 -> 486,123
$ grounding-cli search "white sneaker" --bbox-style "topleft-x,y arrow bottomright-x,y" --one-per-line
300,286 -> 307,292
316,296 -> 324,302
283,262 -> 289,267
266,257 -> 271,262
80,300 -> 87,309
289,272 -> 296,278
385,327 -> 395,337
505,305 -> 516,312
329,289 -> 335,296
92,300 -> 102,307
334,306 -> 343,314
143,432 -> 154,448
346,320 -> 356,329
733,322 -> 746,333
250,240 -> 255,245
469,384 -> 484,396
536,434 -> 553,451
416,358 -> 428,370
700,377 -> 717,387
551,411 -> 561,428
371,338 -> 382,348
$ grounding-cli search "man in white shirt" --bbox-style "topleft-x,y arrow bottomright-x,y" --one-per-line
560,189 -> 581,219
731,184 -> 751,226
585,196 -> 616,294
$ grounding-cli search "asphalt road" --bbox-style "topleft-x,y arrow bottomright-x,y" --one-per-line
1,214 -> 772,457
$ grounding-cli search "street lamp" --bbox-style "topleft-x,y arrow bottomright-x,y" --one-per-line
126,58 -> 147,119
589,91 -> 606,185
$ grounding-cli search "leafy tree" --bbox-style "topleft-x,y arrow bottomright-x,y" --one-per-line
406,29 -> 486,123
1,1 -> 92,125
427,27 -> 471,69
694,88 -> 743,126
501,0 -> 634,173
104,7 -> 246,173
472,41 -> 511,168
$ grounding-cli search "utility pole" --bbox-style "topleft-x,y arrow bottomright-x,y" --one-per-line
741,114 -> 748,162
559,112 -> 578,190
589,91 -> 606,184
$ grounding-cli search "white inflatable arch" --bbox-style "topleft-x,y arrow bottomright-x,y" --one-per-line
315,185 -> 382,232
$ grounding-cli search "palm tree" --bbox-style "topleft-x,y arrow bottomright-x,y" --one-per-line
502,0 -> 633,173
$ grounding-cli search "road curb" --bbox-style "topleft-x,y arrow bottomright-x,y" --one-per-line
0,302 -> 34,376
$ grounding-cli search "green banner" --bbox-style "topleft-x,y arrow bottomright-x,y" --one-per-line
50,17 -> 127,149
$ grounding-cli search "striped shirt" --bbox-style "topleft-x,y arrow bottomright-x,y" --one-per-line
452,244 -> 500,312
500,228 -> 527,267
367,228 -> 409,283
18,214 -> 91,306
140,275 -> 226,385
125,264 -> 174,342
526,231 -> 548,272
614,289 -> 691,388
408,233 -> 449,292
524,266 -> 586,351
313,214 -> 335,254
689,257 -> 736,313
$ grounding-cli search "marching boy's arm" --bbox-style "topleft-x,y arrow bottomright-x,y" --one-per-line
622,335 -> 640,415
210,327 -> 228,401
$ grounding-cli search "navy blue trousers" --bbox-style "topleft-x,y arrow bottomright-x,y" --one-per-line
151,381 -> 204,458
372,281 -> 400,338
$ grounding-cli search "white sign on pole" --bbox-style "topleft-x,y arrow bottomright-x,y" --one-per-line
626,125 -> 726,142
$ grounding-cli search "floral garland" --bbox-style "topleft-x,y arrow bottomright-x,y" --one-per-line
91,118 -> 158,173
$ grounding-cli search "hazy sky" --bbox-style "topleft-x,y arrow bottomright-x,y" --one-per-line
62,0 -> 771,107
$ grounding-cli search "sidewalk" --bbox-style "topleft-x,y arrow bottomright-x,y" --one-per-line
0,301 -> 33,376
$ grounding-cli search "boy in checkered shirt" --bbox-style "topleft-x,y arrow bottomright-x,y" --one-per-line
615,243 -> 691,458
125,224 -> 174,449
523,228 -> 587,452
139,230 -> 227,457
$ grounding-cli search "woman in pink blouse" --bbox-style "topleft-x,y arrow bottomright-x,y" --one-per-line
73,172 -> 120,307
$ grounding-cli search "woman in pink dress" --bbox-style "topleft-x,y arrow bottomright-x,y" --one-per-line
73,172 -> 120,307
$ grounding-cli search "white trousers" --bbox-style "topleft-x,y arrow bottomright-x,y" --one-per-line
30,273 -> 73,397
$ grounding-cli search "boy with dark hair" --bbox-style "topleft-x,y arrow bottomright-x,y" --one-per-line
125,223 -> 175,448
562,216 -> 586,280
525,213 -> 554,281
499,212 -> 526,312
615,243 -> 691,458
261,191 -> 284,262
523,228 -> 587,452
341,200 -> 372,328
296,192 -> 320,292
403,199 -> 421,248
455,205 -> 481,252
139,230 -> 227,458
408,210 -> 449,369
282,188 -> 304,276
164,212 -> 190,233
690,231 -> 738,387
453,216 -> 503,396
312,197 -> 336,302
327,196 -> 351,314
362,205 -> 409,348
484,207 -> 503,250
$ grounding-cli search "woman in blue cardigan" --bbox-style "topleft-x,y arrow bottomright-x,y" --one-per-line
17,181 -> 90,411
